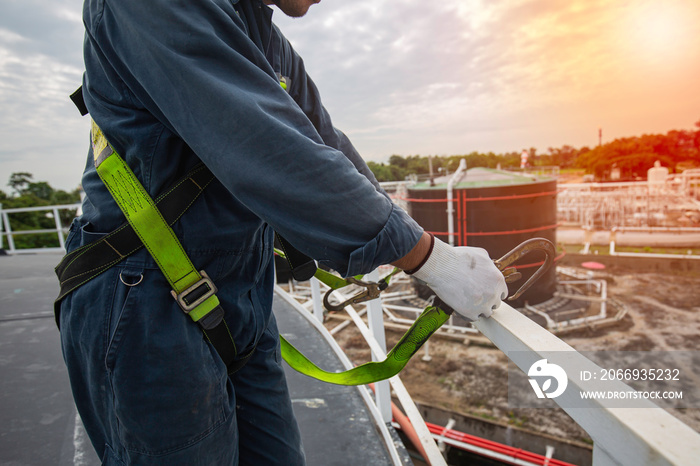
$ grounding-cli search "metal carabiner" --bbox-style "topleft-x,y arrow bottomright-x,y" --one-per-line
493,237 -> 556,301
323,277 -> 390,312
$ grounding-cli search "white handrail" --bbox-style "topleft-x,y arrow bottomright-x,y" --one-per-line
0,203 -> 80,254
274,285 -> 446,465
474,304 -> 700,465
297,269 -> 700,464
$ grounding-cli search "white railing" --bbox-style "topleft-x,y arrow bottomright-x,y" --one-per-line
286,271 -> 700,465
275,283 -> 448,466
0,203 -> 80,254
474,305 -> 700,465
557,179 -> 700,230
279,276 -> 449,466
574,226 -> 700,259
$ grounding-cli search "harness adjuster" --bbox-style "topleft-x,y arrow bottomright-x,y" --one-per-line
171,270 -> 218,314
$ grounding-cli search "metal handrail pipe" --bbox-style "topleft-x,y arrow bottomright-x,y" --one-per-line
0,203 -> 81,214
474,303 -> 700,465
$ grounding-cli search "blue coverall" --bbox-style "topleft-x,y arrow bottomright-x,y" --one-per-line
59,0 -> 424,464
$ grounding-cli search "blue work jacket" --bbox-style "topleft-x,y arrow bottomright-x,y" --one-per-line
70,0 -> 423,347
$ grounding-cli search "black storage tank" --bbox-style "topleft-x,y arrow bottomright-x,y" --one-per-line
406,168 -> 558,307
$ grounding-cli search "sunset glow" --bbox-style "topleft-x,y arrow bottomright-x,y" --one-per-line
1,0 -> 699,189
274,0 -> 700,162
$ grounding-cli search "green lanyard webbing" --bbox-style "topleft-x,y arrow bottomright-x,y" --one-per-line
91,120 -> 450,385
273,251 -> 450,384
92,121 -> 220,320
279,305 -> 450,385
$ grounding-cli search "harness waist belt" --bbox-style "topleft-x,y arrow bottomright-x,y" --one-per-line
54,163 -> 215,319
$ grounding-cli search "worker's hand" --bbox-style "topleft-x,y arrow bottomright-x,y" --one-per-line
410,236 -> 508,321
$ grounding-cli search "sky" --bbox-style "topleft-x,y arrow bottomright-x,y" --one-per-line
1,0 -> 699,192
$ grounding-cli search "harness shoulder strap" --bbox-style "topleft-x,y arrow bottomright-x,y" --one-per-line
89,121 -> 246,374
54,163 -> 215,310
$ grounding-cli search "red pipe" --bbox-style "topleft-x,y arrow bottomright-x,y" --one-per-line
422,420 -> 577,466
387,403 -> 578,466
368,383 -> 431,465
392,402 -> 431,465
394,190 -> 560,204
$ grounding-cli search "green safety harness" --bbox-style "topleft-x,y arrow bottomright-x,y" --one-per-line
55,118 -> 453,384
57,88 -> 554,385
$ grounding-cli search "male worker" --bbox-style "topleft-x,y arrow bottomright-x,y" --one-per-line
57,0 -> 507,464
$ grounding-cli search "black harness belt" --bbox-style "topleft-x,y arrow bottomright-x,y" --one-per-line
55,163 -> 215,309
54,158 -> 253,375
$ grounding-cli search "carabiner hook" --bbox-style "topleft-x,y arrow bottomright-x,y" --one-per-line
323,276 -> 390,312
493,238 -> 556,301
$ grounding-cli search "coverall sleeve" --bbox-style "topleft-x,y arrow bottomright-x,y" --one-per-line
269,24 -> 387,197
87,0 -> 422,276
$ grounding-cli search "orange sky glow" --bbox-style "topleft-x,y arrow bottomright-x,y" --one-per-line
1,0 -> 699,190
277,0 -> 700,159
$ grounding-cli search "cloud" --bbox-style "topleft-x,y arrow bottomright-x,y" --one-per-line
275,1 -> 513,155
0,0 -> 86,191
1,0 -> 698,192
275,0 -> 700,158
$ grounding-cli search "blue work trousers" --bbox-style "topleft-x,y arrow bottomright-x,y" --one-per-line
58,239 -> 305,465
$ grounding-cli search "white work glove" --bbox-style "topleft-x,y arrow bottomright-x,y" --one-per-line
410,236 -> 508,321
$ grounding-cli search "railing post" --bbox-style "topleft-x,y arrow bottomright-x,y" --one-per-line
365,269 -> 391,423
309,276 -> 324,322
2,211 -> 15,253
53,207 -> 66,250
0,203 -> 79,254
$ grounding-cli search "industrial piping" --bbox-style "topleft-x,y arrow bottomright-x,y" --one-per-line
446,159 -> 467,246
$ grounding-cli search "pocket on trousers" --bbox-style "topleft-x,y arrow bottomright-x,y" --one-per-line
63,220 -> 80,252
80,221 -> 108,245
105,267 -> 230,456
105,267 -> 142,368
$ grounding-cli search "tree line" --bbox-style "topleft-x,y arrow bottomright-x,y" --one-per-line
1,173 -> 81,250
368,120 -> 700,182
3,120 -> 698,249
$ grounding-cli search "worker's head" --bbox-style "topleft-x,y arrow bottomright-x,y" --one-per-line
264,0 -> 320,18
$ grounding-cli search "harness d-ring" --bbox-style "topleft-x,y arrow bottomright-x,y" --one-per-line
119,272 -> 143,287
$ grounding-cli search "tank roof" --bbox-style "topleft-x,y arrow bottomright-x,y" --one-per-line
412,167 -> 552,189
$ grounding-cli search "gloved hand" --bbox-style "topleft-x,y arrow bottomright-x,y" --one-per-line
410,236 -> 508,321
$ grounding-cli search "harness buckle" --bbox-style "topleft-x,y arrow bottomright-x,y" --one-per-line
171,270 -> 218,314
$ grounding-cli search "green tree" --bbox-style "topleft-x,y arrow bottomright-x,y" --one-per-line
367,119 -> 700,184
388,155 -> 408,170
8,172 -> 33,196
367,161 -> 396,182
546,145 -> 579,168
26,182 -> 54,200
2,173 -> 80,250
